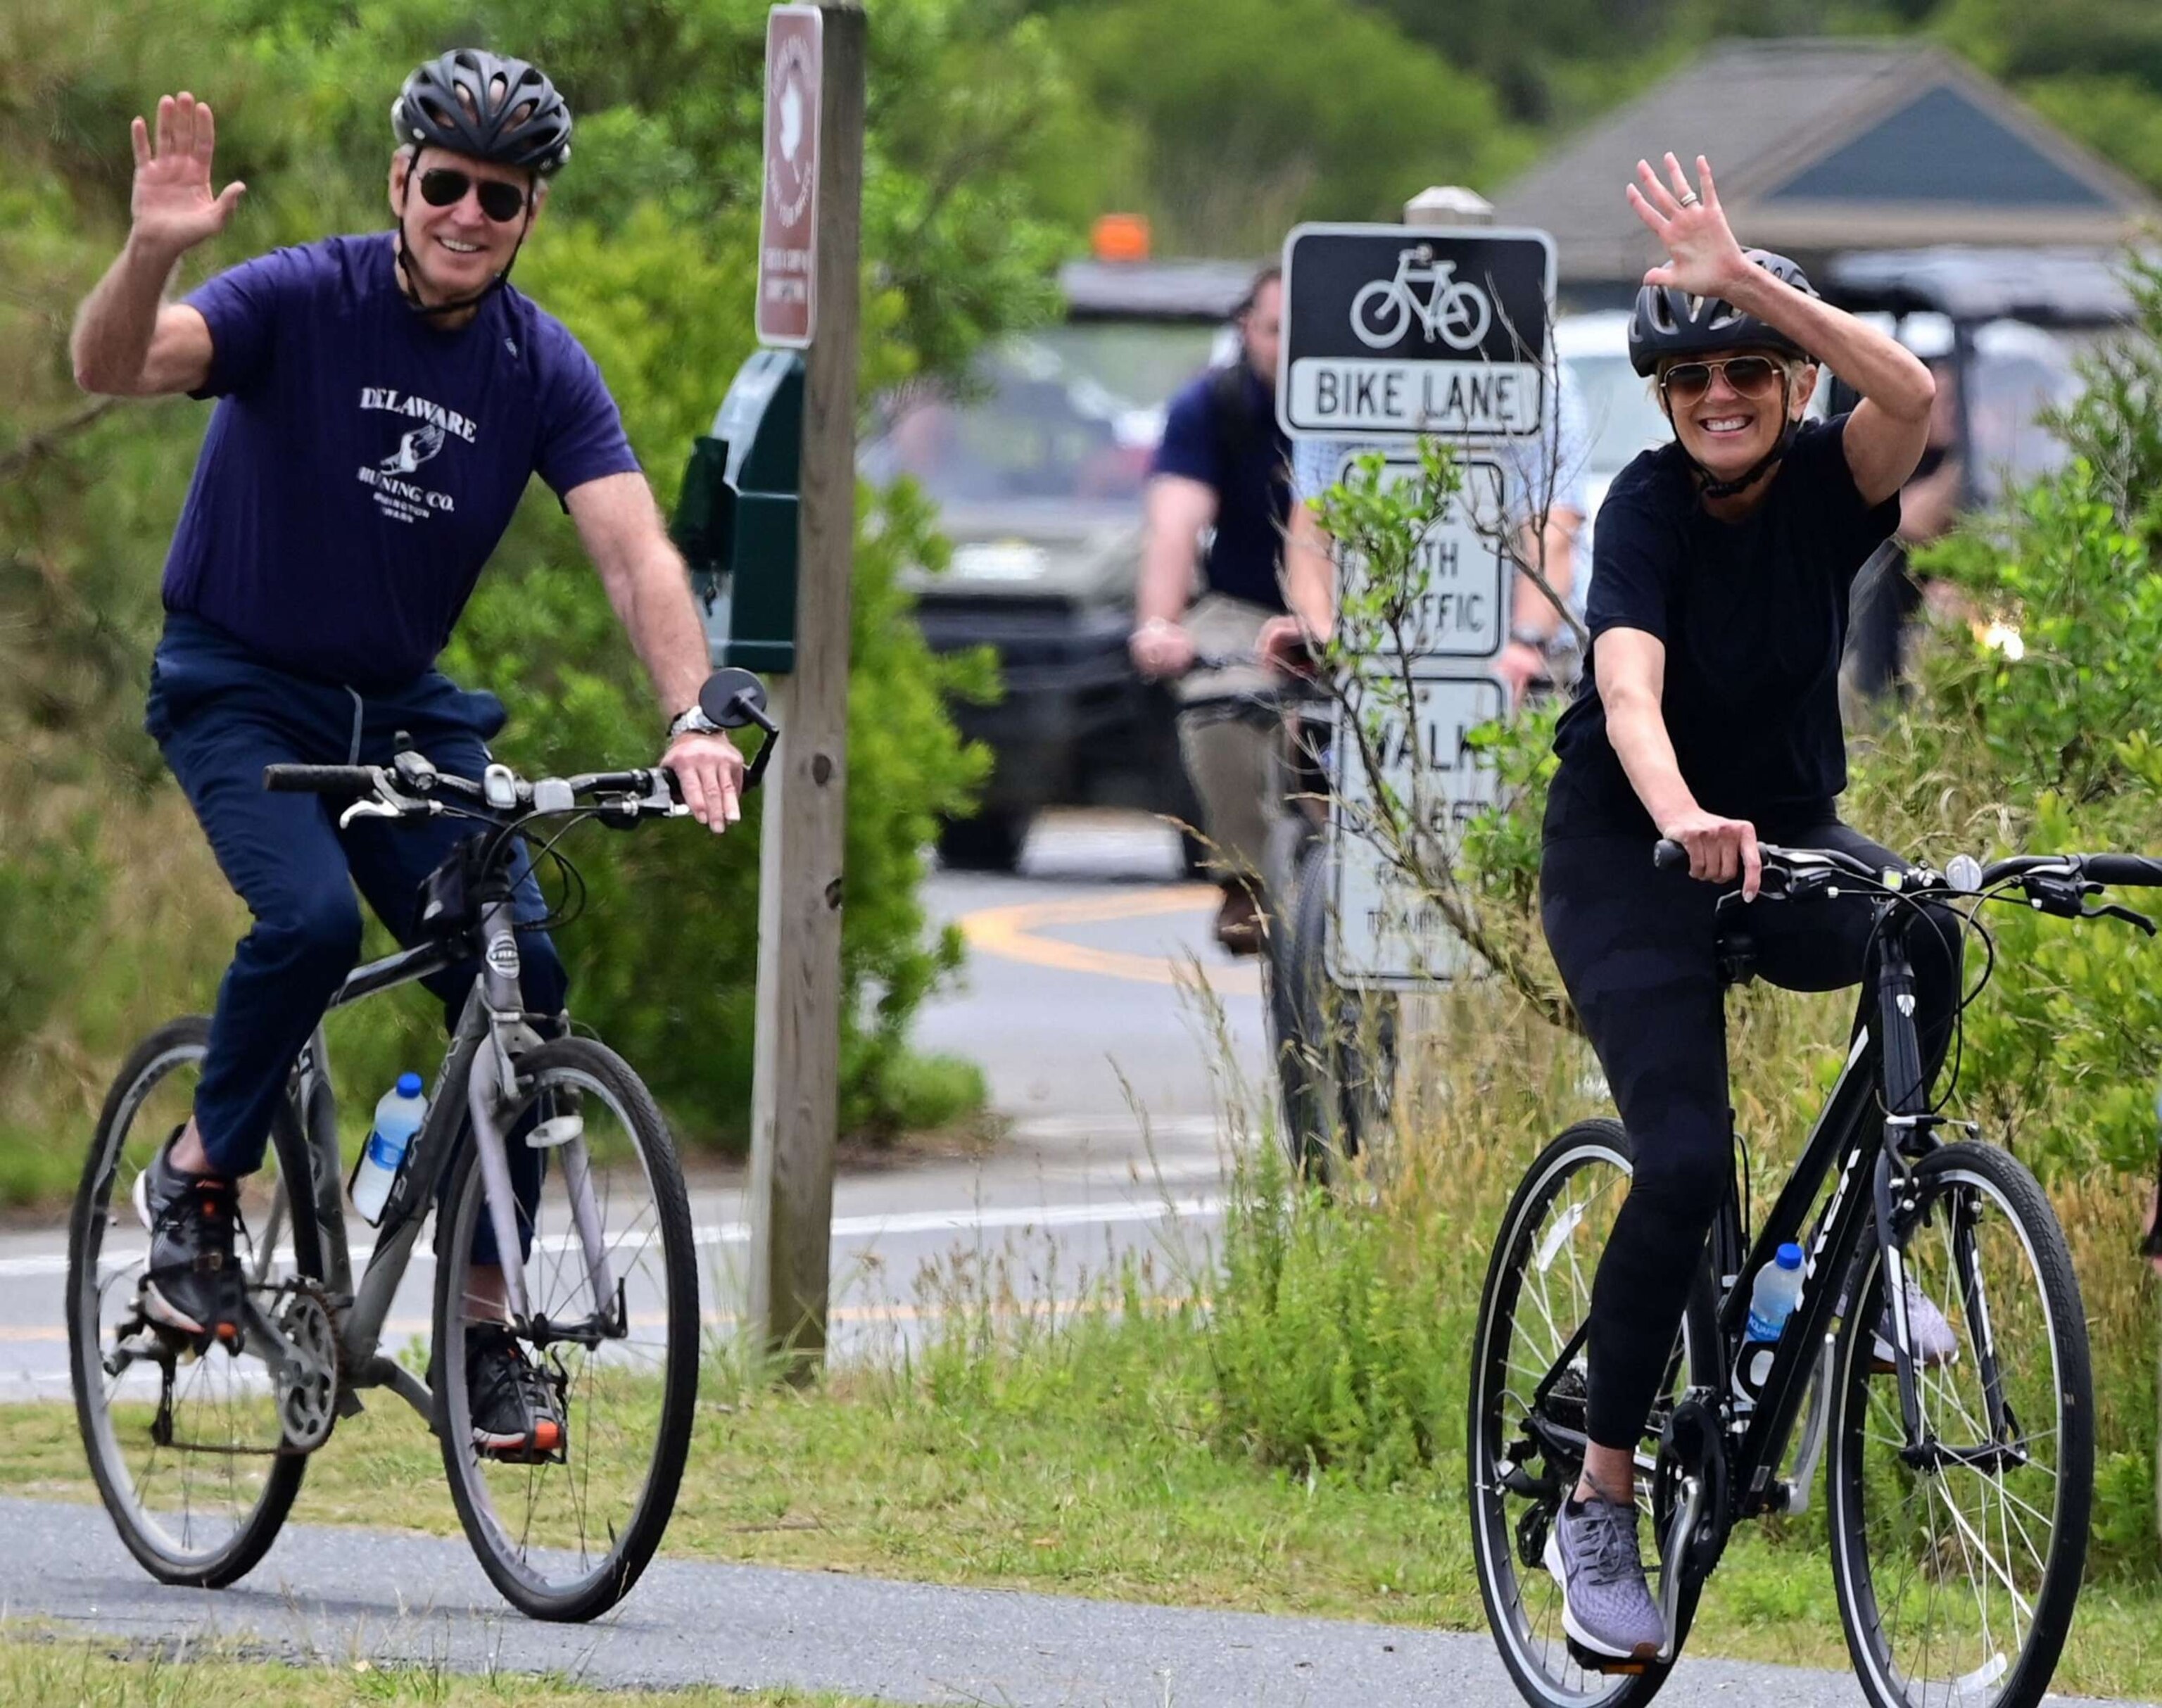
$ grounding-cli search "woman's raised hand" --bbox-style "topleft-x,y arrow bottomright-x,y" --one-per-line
129,93 -> 246,258
1626,153 -> 1749,301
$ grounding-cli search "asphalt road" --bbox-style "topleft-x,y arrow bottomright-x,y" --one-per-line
6,1496 -> 2154,1707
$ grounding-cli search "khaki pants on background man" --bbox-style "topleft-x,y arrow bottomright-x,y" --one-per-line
1172,592 -> 1287,889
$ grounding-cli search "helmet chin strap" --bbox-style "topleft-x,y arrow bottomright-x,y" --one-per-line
394,172 -> 525,320
1674,371 -> 1800,501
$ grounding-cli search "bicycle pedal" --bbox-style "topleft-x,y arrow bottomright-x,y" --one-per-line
1564,1636 -> 1650,1676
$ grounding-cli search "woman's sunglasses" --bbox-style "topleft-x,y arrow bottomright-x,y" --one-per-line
1660,354 -> 1785,407
417,167 -> 528,224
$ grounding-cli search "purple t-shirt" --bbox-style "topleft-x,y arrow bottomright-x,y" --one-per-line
163,233 -> 640,686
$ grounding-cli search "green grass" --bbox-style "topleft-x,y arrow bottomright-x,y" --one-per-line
0,1624 -> 887,1704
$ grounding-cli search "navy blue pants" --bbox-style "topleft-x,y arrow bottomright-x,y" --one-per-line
148,616 -> 564,1255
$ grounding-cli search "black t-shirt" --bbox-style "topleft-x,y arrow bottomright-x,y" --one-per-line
1548,414 -> 1900,837
1150,365 -> 1292,612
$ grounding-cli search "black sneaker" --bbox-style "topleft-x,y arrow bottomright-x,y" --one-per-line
466,1323 -> 567,1462
131,1130 -> 241,1343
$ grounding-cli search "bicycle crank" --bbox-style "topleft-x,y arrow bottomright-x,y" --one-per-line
274,1283 -> 340,1452
1652,1393 -> 1731,1664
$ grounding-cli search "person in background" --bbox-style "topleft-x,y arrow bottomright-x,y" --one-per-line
1131,265 -> 1329,954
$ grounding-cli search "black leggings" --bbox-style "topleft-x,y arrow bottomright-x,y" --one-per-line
1539,822 -> 1961,1449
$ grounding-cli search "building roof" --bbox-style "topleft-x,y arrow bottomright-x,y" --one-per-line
1493,39 -> 2158,289
1826,246 -> 2149,326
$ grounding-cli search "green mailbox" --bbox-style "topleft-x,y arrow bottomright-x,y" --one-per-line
671,348 -> 804,673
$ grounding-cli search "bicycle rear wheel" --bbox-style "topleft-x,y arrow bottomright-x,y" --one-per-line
1469,1120 -> 1717,1708
434,1036 -> 698,1621
1828,1141 -> 2092,1708
67,1016 -> 323,1588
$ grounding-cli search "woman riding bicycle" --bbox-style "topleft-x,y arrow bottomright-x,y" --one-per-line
1536,154 -> 1962,1664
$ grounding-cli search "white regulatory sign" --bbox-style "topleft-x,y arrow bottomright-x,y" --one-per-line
1328,673 -> 1505,989
1334,454 -> 1510,662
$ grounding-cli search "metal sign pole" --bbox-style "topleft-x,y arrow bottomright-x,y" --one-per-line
747,0 -> 865,1376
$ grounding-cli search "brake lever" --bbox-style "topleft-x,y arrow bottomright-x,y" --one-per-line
2083,899 -> 2157,936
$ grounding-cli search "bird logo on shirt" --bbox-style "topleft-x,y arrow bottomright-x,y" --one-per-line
379,422 -> 447,475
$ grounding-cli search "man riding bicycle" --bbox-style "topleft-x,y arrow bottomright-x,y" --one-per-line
1534,154 -> 1963,1664
69,51 -> 744,1460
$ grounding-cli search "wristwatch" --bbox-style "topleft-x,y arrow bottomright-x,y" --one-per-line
665,704 -> 723,741
1508,625 -> 1554,652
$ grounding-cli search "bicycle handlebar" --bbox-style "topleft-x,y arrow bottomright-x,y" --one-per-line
1652,837 -> 2162,902
264,764 -> 381,795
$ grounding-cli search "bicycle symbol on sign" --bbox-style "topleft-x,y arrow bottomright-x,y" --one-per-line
1351,246 -> 1493,352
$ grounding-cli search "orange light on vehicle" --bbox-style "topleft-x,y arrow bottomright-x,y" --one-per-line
1092,213 -> 1151,263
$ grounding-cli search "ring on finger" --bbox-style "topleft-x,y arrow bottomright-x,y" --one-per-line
1677,191 -> 1700,207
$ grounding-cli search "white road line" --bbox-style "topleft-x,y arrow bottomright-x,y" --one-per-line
0,1194 -> 1225,1282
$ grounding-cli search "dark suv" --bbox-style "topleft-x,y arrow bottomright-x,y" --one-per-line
866,259 -> 1258,871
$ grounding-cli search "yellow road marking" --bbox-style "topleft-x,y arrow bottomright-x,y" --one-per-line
960,885 -> 1262,994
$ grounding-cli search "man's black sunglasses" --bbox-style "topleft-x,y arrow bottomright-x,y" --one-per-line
417,167 -> 528,224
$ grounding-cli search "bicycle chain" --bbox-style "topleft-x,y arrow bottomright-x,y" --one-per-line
147,1277 -> 342,1458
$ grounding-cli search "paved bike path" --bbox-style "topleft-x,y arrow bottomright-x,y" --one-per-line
1,1500 -> 2150,1707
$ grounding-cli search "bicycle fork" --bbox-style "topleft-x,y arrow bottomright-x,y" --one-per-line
468,900 -> 617,1334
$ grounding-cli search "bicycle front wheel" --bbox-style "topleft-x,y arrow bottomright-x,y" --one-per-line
434,1037 -> 699,1622
1469,1120 -> 1717,1708
1829,1140 -> 2092,1708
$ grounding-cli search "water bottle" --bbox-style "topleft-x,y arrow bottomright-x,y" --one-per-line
351,1073 -> 426,1225
1731,1242 -> 1806,1405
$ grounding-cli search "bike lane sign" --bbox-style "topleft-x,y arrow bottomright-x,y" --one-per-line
1327,671 -> 1506,988
1278,224 -> 1556,439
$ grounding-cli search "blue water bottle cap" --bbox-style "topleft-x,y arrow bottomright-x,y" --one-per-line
396,1072 -> 424,1097
1775,1242 -> 1804,1270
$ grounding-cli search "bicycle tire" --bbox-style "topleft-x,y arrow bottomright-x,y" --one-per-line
1261,818 -> 1329,1178
1469,1119 -> 1716,1708
68,1015 -> 324,1588
1828,1141 -> 2092,1708
433,1036 -> 698,1621
1270,835 -> 1398,1183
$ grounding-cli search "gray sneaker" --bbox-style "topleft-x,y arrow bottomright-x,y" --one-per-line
1871,1279 -> 1959,1372
1541,1492 -> 1665,1662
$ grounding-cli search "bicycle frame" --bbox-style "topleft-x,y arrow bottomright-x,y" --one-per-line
273,892 -> 620,1424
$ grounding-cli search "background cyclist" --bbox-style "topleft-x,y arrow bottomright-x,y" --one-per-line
1132,265 -> 1329,954
68,53 -> 744,1459
1534,153 -> 1959,1664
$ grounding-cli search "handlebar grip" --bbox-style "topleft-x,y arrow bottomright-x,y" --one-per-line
264,764 -> 379,794
2082,854 -> 2162,889
1652,838 -> 1687,871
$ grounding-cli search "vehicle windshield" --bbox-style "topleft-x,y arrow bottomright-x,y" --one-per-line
863,322 -> 1219,507
1566,352 -> 1672,476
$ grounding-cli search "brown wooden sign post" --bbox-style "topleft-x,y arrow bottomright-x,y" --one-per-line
746,0 -> 865,1374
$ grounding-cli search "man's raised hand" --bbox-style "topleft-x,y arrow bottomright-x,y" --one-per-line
130,93 -> 246,258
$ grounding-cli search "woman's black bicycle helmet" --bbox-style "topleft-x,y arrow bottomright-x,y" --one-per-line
1627,249 -> 1818,377
391,50 -> 572,176
1631,249 -> 1820,497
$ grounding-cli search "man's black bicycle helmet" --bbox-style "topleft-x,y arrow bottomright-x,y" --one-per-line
391,50 -> 572,176
1627,249 -> 1818,377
